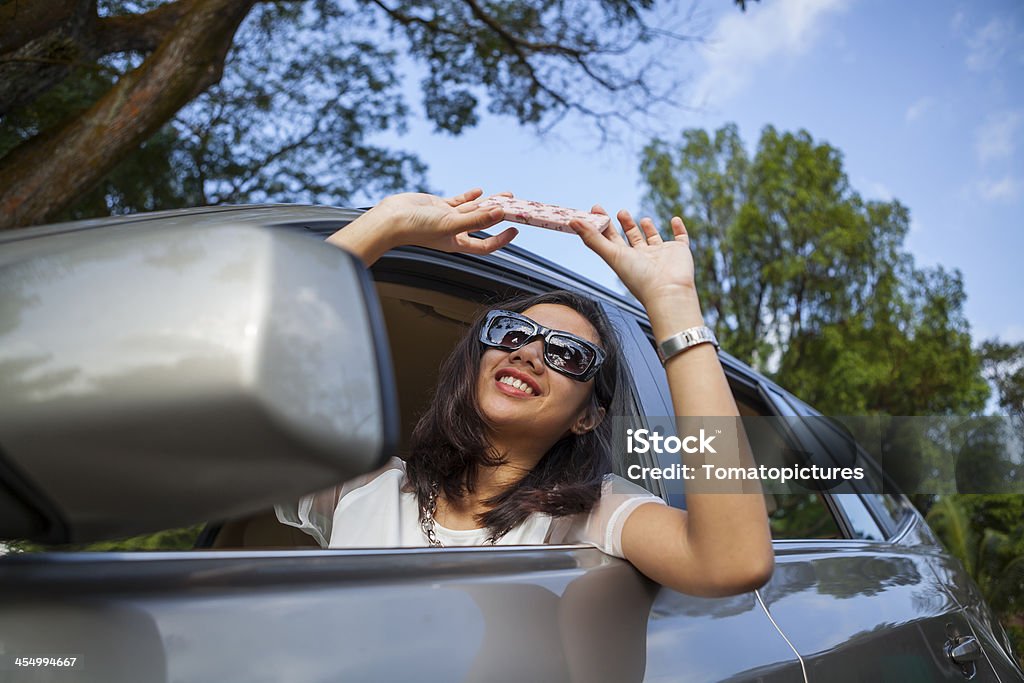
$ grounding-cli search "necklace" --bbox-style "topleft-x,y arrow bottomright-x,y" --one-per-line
420,483 -> 444,547
420,482 -> 497,547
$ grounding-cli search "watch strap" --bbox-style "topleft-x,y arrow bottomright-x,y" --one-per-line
656,325 -> 719,364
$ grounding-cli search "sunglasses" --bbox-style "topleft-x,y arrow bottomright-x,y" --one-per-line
479,309 -> 606,381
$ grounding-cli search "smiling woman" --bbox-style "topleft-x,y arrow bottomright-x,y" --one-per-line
276,188 -> 776,597
276,289 -> 664,557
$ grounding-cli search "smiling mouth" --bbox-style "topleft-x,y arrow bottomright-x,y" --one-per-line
495,374 -> 538,396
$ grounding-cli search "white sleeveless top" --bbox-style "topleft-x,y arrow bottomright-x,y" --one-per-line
275,457 -> 665,558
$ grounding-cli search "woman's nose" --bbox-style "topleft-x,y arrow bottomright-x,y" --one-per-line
509,340 -> 545,371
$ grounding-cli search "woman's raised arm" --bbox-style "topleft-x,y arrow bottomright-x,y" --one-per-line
325,189 -> 518,266
569,207 -> 774,597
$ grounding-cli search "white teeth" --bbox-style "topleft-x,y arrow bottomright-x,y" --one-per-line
498,375 -> 535,395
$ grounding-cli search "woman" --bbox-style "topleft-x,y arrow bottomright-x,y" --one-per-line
277,189 -> 774,597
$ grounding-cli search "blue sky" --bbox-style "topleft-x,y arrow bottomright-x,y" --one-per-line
369,0 -> 1023,347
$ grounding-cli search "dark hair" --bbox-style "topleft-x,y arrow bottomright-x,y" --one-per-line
405,290 -> 629,542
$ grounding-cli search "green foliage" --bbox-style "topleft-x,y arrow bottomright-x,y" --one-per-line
927,495 -> 1024,662
3,524 -> 205,554
640,124 -> 990,417
979,339 -> 1024,421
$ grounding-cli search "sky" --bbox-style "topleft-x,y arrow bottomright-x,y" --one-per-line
367,0 -> 1024,348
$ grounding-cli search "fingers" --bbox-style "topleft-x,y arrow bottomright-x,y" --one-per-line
670,216 -> 689,242
591,205 -> 627,246
454,227 -> 519,255
448,203 -> 505,232
618,209 -> 646,247
449,188 -> 514,208
456,199 -> 486,214
639,216 -> 663,244
568,218 -> 618,263
447,188 -> 484,207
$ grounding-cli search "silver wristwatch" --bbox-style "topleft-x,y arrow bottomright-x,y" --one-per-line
656,325 -> 719,364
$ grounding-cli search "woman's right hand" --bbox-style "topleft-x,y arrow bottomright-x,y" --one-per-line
328,189 -> 518,266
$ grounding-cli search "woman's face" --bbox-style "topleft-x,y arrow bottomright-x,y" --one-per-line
476,303 -> 603,448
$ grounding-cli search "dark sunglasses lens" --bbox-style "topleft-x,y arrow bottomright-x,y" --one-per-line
545,335 -> 595,376
485,315 -> 535,348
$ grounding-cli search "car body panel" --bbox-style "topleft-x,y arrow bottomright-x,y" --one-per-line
761,539 -> 1000,681
0,548 -> 801,683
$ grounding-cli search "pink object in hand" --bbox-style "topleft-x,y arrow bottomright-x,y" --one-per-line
480,196 -> 611,234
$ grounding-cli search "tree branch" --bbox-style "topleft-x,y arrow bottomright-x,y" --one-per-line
0,0 -> 258,229
365,0 -> 465,40
0,55 -> 119,76
461,0 -> 589,56
94,0 -> 193,55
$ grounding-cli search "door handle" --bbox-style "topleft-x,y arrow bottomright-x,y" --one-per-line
945,635 -> 981,679
948,636 -> 981,663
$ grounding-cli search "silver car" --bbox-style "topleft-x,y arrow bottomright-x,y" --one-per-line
1,206 -> 1021,682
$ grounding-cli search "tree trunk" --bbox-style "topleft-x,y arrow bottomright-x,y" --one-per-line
0,0 -> 256,230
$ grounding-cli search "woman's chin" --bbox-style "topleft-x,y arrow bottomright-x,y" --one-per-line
479,398 -> 540,431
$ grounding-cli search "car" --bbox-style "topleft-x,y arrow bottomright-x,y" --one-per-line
1,205 -> 1022,682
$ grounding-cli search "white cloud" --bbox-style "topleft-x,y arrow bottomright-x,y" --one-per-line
965,17 -> 1020,71
693,0 -> 850,106
977,175 -> 1024,202
974,110 -> 1022,163
905,96 -> 934,123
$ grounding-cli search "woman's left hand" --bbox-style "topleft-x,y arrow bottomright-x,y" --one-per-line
569,207 -> 696,307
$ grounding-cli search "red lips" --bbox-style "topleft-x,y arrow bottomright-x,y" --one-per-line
495,367 -> 542,396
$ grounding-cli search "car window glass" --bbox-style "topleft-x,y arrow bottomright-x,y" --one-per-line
860,492 -> 911,535
766,388 -> 886,540
734,389 -> 843,541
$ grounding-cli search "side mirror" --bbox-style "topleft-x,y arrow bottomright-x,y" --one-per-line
0,220 -> 398,543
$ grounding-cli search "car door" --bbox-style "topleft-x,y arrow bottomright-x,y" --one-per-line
753,387 -> 1006,682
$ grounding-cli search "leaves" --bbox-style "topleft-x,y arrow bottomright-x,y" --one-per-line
927,495 -> 1024,637
640,124 -> 990,417
979,339 -> 1024,421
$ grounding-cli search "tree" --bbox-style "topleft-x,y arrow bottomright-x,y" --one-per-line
979,339 -> 1024,421
639,124 -> 990,417
0,0 -> 747,229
